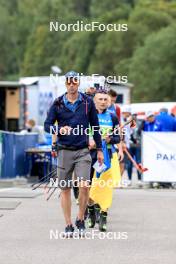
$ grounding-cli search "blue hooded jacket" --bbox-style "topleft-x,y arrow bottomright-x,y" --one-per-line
143,120 -> 162,132
156,112 -> 176,132
44,92 -> 102,150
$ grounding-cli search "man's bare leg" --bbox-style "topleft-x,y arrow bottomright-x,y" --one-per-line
77,181 -> 89,220
120,162 -> 125,176
60,188 -> 72,225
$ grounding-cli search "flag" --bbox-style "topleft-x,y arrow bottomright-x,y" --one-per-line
90,142 -> 121,211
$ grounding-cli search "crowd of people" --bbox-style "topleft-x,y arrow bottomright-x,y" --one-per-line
43,70 -> 176,237
86,87 -> 176,187
120,105 -> 176,186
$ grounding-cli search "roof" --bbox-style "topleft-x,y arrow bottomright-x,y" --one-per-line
0,81 -> 23,88
105,78 -> 133,88
19,77 -> 39,85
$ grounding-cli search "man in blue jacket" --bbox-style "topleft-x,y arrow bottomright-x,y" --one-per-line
44,71 -> 103,237
143,111 -> 162,132
156,108 -> 176,131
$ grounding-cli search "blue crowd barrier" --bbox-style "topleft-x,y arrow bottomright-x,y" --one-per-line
0,131 -> 38,178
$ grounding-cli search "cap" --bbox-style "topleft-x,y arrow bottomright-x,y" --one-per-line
131,110 -> 137,116
146,111 -> 154,118
121,105 -> 131,113
65,70 -> 80,79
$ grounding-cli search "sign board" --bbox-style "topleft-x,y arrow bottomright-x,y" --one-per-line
142,132 -> 176,182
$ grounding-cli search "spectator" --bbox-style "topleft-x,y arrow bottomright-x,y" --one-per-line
155,108 -> 176,131
129,112 -> 143,184
171,106 -> 176,131
171,105 -> 176,118
85,87 -> 96,98
121,106 -> 133,185
26,119 -> 47,144
107,89 -> 121,122
143,111 -> 162,132
121,106 -> 132,149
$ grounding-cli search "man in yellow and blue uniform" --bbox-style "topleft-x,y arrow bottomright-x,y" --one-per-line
88,89 -> 120,232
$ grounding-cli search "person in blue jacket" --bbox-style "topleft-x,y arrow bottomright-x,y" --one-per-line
143,111 -> 162,132
156,108 -> 176,132
44,70 -> 104,237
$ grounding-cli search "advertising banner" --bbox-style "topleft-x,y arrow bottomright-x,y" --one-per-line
142,132 -> 176,182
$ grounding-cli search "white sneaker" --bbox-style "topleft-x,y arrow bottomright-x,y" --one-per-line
153,182 -> 159,188
128,180 -> 132,186
138,180 -> 142,185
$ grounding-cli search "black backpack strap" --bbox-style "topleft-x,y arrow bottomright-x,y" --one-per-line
53,95 -> 64,109
109,112 -> 119,129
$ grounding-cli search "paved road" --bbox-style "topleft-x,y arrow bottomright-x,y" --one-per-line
0,187 -> 176,264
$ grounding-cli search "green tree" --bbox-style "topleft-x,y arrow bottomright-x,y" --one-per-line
21,25 -> 61,76
0,5 -> 18,79
59,31 -> 97,73
129,24 -> 176,102
115,8 -> 173,76
87,24 -> 131,75
90,0 -> 131,18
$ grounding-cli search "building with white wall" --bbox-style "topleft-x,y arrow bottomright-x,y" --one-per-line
20,75 -> 132,126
